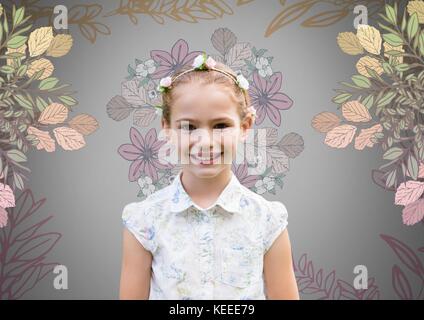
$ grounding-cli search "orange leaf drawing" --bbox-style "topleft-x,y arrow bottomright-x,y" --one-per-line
68,114 -> 99,135
26,58 -> 54,80
342,101 -> 372,122
356,56 -> 383,78
52,127 -> 86,151
354,124 -> 383,150
311,112 -> 341,133
324,124 -> 357,149
38,103 -> 68,125
27,126 -> 56,152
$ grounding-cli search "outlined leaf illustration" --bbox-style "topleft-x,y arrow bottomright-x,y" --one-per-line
106,95 -> 132,121
356,56 -> 383,77
354,124 -> 383,150
121,79 -> 148,106
276,132 -> 304,158
257,127 -> 279,147
38,103 -> 68,124
293,253 -> 380,299
402,198 -> 424,226
27,127 -> 55,152
371,169 -> 396,191
265,0 -> 384,37
68,114 -> 99,135
311,112 -> 341,133
341,100 -> 372,122
69,4 -> 110,44
0,183 -> 16,209
395,181 -> 424,206
324,124 -> 357,149
408,0 -> 424,23
133,107 -> 156,127
226,42 -> 252,69
333,278 -> 380,300
267,147 -> 289,174
337,32 -> 364,55
381,234 -> 424,279
383,42 -> 404,64
211,27 -> 237,57
46,34 -> 73,57
16,1 -> 253,44
0,189 -> 61,299
52,127 -> 86,151
28,26 -> 53,57
356,24 -> 382,55
301,9 -> 349,28
381,234 -> 424,300
26,58 -> 54,80
236,0 -> 255,5
265,0 -> 318,37
392,265 -> 413,300
104,0 -> 233,26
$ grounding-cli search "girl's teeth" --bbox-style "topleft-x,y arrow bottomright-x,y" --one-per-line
191,153 -> 221,161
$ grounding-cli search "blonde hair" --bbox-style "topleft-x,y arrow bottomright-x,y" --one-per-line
160,62 -> 252,124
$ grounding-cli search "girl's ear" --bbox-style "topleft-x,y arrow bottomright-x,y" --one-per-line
161,118 -> 171,141
161,117 -> 167,129
240,115 -> 253,141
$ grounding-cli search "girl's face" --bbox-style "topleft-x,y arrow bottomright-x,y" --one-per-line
162,82 -> 252,179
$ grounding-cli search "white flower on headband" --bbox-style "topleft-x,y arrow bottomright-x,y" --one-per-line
205,56 -> 217,69
192,54 -> 206,69
236,74 -> 249,90
157,76 -> 172,92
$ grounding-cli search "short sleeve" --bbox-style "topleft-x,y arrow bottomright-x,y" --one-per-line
263,200 -> 288,253
122,201 -> 158,254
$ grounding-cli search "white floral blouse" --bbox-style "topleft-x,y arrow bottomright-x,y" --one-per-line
122,169 -> 289,300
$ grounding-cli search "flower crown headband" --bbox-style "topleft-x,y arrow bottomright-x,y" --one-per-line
156,53 -> 256,118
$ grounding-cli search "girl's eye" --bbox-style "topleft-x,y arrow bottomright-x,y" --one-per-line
214,123 -> 230,129
180,124 -> 196,131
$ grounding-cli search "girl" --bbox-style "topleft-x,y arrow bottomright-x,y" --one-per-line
119,53 -> 299,300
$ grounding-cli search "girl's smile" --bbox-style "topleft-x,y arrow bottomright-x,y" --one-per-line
189,150 -> 224,165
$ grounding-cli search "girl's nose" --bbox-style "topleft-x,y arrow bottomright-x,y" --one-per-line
189,128 -> 222,154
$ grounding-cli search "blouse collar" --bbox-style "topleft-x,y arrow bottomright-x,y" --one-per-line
169,169 -> 244,214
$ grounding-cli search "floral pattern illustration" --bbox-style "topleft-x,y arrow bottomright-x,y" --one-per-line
108,28 -> 304,200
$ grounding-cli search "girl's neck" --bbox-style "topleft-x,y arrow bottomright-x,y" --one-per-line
180,168 -> 232,209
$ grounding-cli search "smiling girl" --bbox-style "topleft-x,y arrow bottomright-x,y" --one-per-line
119,53 -> 299,300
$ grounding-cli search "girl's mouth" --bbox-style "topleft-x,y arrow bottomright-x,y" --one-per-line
189,152 -> 223,165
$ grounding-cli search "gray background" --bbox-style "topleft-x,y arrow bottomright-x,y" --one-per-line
15,0 -> 424,299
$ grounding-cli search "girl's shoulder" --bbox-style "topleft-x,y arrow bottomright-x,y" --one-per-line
238,183 -> 288,216
122,184 -> 174,221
